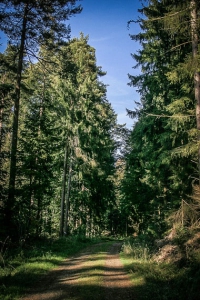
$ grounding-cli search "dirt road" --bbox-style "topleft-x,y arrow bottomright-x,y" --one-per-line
21,241 -> 135,300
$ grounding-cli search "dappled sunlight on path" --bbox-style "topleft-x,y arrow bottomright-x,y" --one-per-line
22,242 -> 135,300
104,242 -> 135,299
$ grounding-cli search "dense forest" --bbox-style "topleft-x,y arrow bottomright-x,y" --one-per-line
123,0 -> 200,238
0,0 -> 200,246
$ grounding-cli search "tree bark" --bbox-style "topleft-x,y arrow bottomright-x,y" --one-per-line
59,140 -> 69,237
64,155 -> 73,235
6,3 -> 28,237
190,0 -> 200,181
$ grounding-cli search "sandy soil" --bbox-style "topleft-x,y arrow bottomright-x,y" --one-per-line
21,241 -> 135,300
103,242 -> 135,300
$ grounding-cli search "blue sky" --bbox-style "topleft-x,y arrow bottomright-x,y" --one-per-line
0,0 -> 142,129
70,0 -> 142,128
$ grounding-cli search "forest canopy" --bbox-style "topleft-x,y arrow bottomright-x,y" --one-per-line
0,0 -> 200,243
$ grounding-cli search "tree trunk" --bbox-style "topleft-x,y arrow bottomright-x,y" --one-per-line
64,155 -> 73,235
0,95 -> 4,155
190,0 -> 200,181
6,3 -> 28,237
0,93 -> 5,181
35,72 -> 45,237
59,140 -> 69,237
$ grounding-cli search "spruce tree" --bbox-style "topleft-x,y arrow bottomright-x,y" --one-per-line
53,34 -> 117,236
123,0 -> 199,236
0,0 -> 82,238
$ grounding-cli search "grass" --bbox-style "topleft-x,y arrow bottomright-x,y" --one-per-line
0,235 -> 103,300
3,233 -> 200,300
120,236 -> 200,300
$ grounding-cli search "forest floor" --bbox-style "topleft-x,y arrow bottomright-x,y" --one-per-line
21,241 -> 135,300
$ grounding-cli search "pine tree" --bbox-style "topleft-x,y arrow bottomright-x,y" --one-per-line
0,45 -> 18,237
18,54 -> 61,238
123,0 -> 199,236
53,34 -> 117,236
0,0 -> 82,238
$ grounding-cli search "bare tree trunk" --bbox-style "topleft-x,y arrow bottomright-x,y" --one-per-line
36,179 -> 42,236
6,4 -> 28,237
35,72 -> 45,236
0,93 -> 5,179
64,155 -> 73,235
0,96 -> 4,154
190,0 -> 200,181
59,140 -> 69,237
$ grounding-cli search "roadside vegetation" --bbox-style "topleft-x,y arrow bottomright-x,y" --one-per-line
121,226 -> 200,300
0,235 -> 104,300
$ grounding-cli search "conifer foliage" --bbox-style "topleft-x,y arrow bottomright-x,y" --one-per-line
0,3 -> 117,241
2,0 -> 199,241
122,0 -> 200,237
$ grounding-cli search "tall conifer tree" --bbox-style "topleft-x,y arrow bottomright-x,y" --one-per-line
0,0 -> 82,238
123,0 -> 200,236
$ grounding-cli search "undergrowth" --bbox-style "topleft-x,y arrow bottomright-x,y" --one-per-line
0,235 -> 101,300
121,234 -> 200,300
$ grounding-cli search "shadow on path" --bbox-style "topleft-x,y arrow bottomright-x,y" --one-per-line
21,242 -> 136,300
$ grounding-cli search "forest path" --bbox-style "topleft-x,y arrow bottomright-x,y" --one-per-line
21,241 -> 135,300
